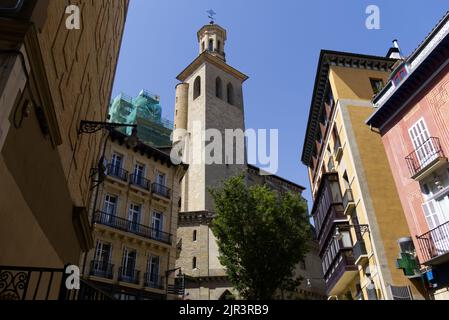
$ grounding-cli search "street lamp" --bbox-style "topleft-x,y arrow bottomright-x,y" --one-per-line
165,267 -> 185,300
78,120 -> 137,135
334,224 -> 370,241
78,119 -> 138,187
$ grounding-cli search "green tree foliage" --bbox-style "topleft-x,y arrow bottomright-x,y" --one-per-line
210,174 -> 311,300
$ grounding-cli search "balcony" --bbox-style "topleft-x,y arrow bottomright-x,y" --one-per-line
405,137 -> 447,181
324,250 -> 358,295
93,212 -> 172,245
118,267 -> 140,285
144,274 -> 165,290
106,164 -> 129,182
342,189 -> 355,215
311,173 -> 347,248
334,141 -> 343,163
353,241 -> 368,265
152,183 -> 171,199
130,174 -> 150,191
416,220 -> 449,265
89,260 -> 114,279
317,206 -> 347,249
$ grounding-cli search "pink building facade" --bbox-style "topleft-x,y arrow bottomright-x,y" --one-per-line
367,12 -> 449,299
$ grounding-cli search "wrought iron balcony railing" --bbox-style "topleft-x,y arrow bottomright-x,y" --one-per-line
144,274 -> 165,290
106,164 -> 128,182
405,137 -> 445,178
118,267 -> 140,285
89,260 -> 114,279
130,174 -> 150,191
152,182 -> 171,199
93,212 -> 172,245
0,266 -> 115,300
416,220 -> 449,263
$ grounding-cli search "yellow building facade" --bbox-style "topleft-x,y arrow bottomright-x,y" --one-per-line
80,130 -> 187,300
301,50 -> 425,300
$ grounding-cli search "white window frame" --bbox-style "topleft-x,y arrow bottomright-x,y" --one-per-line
408,118 -> 436,167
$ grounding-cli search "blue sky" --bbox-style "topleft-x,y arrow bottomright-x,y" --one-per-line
112,0 -> 448,206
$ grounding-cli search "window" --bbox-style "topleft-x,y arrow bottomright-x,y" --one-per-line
327,89 -> 335,107
370,78 -> 384,95
111,153 -> 123,168
320,108 -> 328,127
408,118 -> 436,167
201,41 -> 205,52
217,40 -> 221,52
156,171 -> 166,186
193,76 -> 201,100
103,194 -> 117,221
94,241 -> 111,265
422,200 -> 441,230
208,39 -> 214,51
332,126 -> 341,151
152,211 -> 164,240
351,213 -> 364,241
121,248 -> 137,279
193,230 -> 197,241
147,255 -> 160,285
392,66 -> 409,86
340,231 -> 353,248
192,257 -> 197,269
215,77 -> 223,99
114,293 -> 137,301
317,130 -> 322,145
93,241 -> 112,276
128,203 -> 141,231
133,162 -> 146,185
227,83 -> 234,105
343,171 -> 350,189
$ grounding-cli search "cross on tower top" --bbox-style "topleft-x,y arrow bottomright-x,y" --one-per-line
206,9 -> 216,24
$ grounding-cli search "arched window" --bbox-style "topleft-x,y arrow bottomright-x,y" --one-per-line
193,76 -> 201,100
192,257 -> 197,269
227,83 -> 234,105
217,40 -> 221,52
201,41 -> 205,52
193,230 -> 197,241
208,39 -> 214,51
215,77 -> 223,99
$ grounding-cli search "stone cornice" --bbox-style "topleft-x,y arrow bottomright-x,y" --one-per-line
176,51 -> 248,83
178,211 -> 215,225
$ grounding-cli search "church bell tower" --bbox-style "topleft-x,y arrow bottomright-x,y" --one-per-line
174,22 -> 249,213
174,21 -> 249,300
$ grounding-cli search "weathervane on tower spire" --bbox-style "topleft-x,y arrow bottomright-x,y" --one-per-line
206,9 -> 216,24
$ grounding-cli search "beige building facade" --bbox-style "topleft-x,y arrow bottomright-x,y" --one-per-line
80,130 -> 187,300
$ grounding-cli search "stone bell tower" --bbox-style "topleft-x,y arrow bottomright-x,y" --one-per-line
174,22 -> 249,300
174,22 -> 248,213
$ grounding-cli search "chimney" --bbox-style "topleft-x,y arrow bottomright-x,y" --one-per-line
387,39 -> 403,59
